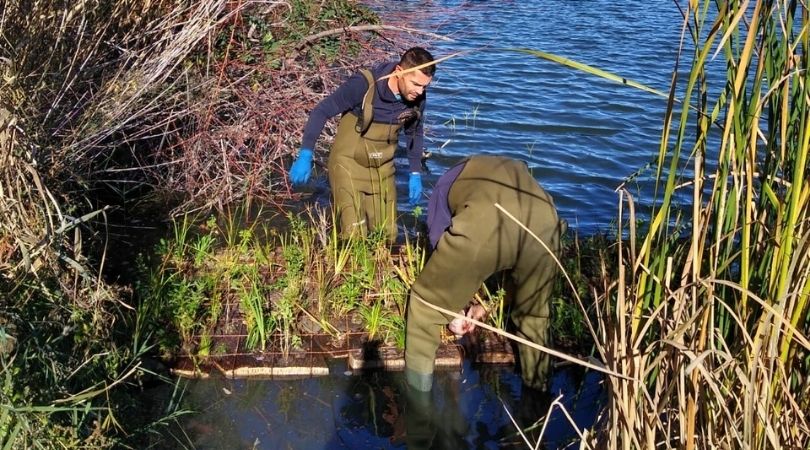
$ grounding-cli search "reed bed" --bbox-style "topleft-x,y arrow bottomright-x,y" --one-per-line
590,1 -> 810,448
0,74 -> 141,448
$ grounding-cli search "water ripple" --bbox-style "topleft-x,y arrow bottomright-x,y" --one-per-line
415,1 -> 685,232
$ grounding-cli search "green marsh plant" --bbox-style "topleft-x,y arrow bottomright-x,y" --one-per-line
191,225 -> 216,268
327,218 -> 354,276
239,277 -> 274,352
275,281 -> 302,358
359,301 -> 385,341
478,284 -> 507,331
384,314 -> 407,349
391,231 -> 427,288
139,203 -> 438,361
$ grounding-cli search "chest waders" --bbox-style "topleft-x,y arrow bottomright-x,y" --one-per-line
404,156 -> 564,392
328,70 -> 416,242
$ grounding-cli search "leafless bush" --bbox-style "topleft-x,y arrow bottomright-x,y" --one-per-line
154,0 -> 441,211
2,0 -> 440,214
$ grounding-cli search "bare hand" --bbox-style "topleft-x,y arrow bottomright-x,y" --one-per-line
447,305 -> 487,337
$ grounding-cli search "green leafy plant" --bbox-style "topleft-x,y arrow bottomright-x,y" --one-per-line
166,214 -> 195,264
480,284 -> 507,330
239,279 -> 274,352
191,233 -> 216,268
383,314 -> 406,349
275,280 -> 301,358
359,301 -> 385,341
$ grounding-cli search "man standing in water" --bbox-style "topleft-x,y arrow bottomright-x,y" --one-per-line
289,47 -> 435,242
404,155 -> 564,392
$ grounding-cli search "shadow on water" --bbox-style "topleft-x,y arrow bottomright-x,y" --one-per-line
160,357 -> 604,449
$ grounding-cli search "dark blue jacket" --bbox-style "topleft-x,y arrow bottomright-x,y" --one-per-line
301,62 -> 427,173
427,160 -> 466,248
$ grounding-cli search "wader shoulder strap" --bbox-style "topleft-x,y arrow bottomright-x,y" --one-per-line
355,69 -> 376,135
407,99 -> 425,144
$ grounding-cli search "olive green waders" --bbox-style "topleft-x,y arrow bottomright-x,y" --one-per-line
404,156 -> 563,391
328,70 -> 410,242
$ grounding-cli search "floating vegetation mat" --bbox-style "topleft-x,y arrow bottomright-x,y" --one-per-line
171,331 -> 468,379
142,212 -> 522,380
170,308 -> 512,379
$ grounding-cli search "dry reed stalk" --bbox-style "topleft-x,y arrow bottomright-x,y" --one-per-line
1,0 -> 237,200
594,195 -> 810,449
0,0 -> 241,314
582,1 -> 810,447
0,101 -> 116,332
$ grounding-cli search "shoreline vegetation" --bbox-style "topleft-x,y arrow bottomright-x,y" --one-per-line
134,204 -> 599,375
1,1 -> 809,450
0,1 -> 433,447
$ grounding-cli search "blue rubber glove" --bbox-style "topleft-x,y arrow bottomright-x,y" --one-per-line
289,148 -> 313,185
408,172 -> 422,206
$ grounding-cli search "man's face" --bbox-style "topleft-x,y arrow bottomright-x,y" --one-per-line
396,66 -> 432,102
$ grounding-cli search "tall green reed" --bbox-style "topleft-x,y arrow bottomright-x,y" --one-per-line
591,1 -> 810,447
493,2 -> 810,447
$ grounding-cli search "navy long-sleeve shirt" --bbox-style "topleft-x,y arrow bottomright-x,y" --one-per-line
427,160 -> 466,248
301,62 -> 427,173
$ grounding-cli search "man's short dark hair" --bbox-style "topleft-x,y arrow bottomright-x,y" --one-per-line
399,47 -> 436,76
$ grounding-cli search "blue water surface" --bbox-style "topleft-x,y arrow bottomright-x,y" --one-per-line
397,1 -> 686,234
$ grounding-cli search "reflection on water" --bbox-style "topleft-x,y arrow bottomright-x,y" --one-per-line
170,360 -> 604,449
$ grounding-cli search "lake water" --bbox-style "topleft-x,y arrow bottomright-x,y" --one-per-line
406,1 -> 685,234
168,2 -> 686,448
172,362 -> 603,449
